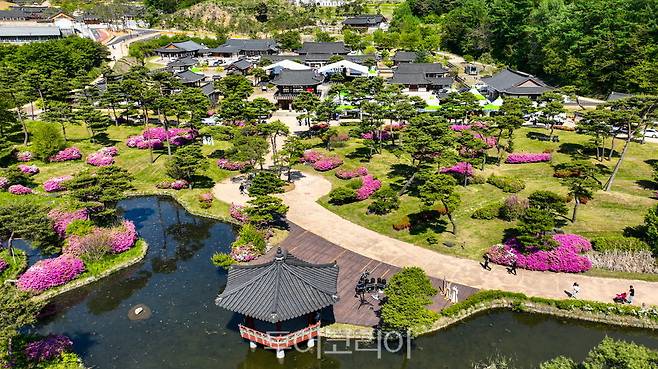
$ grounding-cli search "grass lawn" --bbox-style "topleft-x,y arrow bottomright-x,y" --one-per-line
14,122 -> 235,221
303,126 -> 658,260
0,249 -> 27,283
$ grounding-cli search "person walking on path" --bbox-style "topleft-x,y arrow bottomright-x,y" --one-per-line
239,182 -> 245,195
570,282 -> 580,298
508,259 -> 517,275
481,254 -> 491,271
627,285 -> 635,304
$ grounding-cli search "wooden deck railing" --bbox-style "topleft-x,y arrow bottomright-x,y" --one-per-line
238,322 -> 321,350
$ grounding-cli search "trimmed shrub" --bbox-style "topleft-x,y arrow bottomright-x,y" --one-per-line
367,187 -> 399,215
24,335 -> 73,363
392,216 -> 411,231
487,175 -> 526,193
591,236 -> 651,252
472,202 -> 501,220
31,122 -> 66,160
17,255 -> 85,292
233,224 -> 266,254
211,252 -> 236,269
499,195 -> 528,221
329,187 -> 357,205
588,250 -> 658,274
65,219 -> 95,237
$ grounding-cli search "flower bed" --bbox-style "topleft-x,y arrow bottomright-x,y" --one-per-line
199,192 -> 214,208
440,162 -> 474,177
335,166 -> 368,179
0,258 -> 7,273
16,151 -> 33,162
110,220 -> 138,253
217,158 -> 248,171
86,151 -> 114,166
361,131 -> 391,141
486,234 -> 592,273
98,146 -> 119,157
43,175 -> 73,193
127,127 -> 197,150
450,124 -> 471,131
24,335 -> 73,362
505,152 -> 552,164
126,136 -> 164,149
48,209 -> 88,238
8,184 -> 33,195
229,203 -> 248,223
171,179 -> 189,190
18,164 -> 39,175
356,175 -> 382,200
312,156 -> 343,171
49,147 -> 82,162
17,254 -> 85,292
301,150 -> 323,164
0,177 -> 7,189
230,245 -> 258,262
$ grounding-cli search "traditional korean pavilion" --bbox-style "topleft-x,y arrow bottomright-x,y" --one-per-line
216,248 -> 339,358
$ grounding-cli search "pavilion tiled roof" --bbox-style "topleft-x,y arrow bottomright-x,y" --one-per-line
176,70 -> 205,84
216,248 -> 339,323
343,14 -> 386,26
297,42 -> 350,55
271,69 -> 324,86
482,68 -> 553,95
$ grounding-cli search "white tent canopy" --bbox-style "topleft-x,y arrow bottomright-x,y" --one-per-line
263,60 -> 311,72
491,96 -> 504,106
317,60 -> 371,76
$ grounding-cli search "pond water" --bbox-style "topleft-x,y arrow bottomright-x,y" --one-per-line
33,196 -> 658,369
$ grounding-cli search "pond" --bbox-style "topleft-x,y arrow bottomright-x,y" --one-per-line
33,196 -> 658,369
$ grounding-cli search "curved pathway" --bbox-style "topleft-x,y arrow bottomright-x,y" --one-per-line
214,171 -> 658,306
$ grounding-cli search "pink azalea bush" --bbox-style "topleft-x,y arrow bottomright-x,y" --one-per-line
86,151 -> 114,166
43,175 -> 73,193
127,127 -> 197,149
49,147 -> 82,162
230,245 -> 258,262
217,158 -> 248,171
440,162 -> 474,177
312,156 -> 343,171
16,151 -> 33,162
356,175 -> 382,200
18,164 -> 39,175
171,179 -> 189,190
450,124 -> 471,131
301,150 -> 323,164
230,203 -> 248,223
361,131 -> 390,141
0,177 -> 8,189
335,166 -> 369,179
8,185 -> 33,195
17,254 -> 85,292
48,209 -> 88,238
486,234 -> 592,273
109,220 -> 138,253
0,259 -> 8,273
98,146 -> 119,157
474,133 -> 497,148
24,335 -> 73,362
505,153 -> 552,164
65,221 -> 138,256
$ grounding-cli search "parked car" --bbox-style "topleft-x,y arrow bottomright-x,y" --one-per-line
643,128 -> 658,138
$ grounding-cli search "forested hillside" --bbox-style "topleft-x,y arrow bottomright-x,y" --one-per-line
405,0 -> 657,96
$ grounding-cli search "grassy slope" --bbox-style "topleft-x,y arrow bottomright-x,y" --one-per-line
305,126 -> 657,260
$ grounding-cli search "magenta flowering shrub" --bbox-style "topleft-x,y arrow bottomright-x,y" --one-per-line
230,203 -> 249,223
0,258 -> 8,273
86,151 -> 114,166
16,151 -> 33,162
312,156 -> 343,171
98,146 -> 119,157
0,177 -> 8,189
171,179 -> 189,190
473,133 -> 497,148
217,158 -> 248,171
505,153 -> 552,164
486,234 -> 592,273
450,124 -> 471,131
361,131 -> 391,141
127,127 -> 197,149
356,175 -> 382,200
8,184 -> 33,195
230,245 -> 258,262
17,254 -> 85,292
48,209 -> 88,238
43,175 -> 73,193
49,147 -> 82,162
335,166 -> 369,179
110,220 -> 138,253
24,335 -> 73,362
440,162 -> 474,177
18,164 -> 39,175
301,150 -> 323,163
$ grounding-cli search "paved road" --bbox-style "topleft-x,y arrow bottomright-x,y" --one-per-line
213,170 -> 658,307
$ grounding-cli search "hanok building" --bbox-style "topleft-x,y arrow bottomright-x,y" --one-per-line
295,42 -> 350,68
175,69 -> 206,87
391,51 -> 417,66
481,68 -> 553,100
206,38 -> 278,62
155,40 -> 206,60
271,69 -> 324,110
166,57 -> 198,72
342,14 -> 387,32
0,25 -> 61,43
225,58 -> 254,75
388,63 -> 453,92
216,248 -> 339,358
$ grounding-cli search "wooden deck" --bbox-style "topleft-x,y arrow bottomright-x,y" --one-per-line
263,223 -> 478,327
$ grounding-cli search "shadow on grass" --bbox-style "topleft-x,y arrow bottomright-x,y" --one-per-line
408,210 -> 448,235
636,179 -> 658,191
191,175 -> 215,189
557,142 -> 620,161
345,146 -> 373,162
